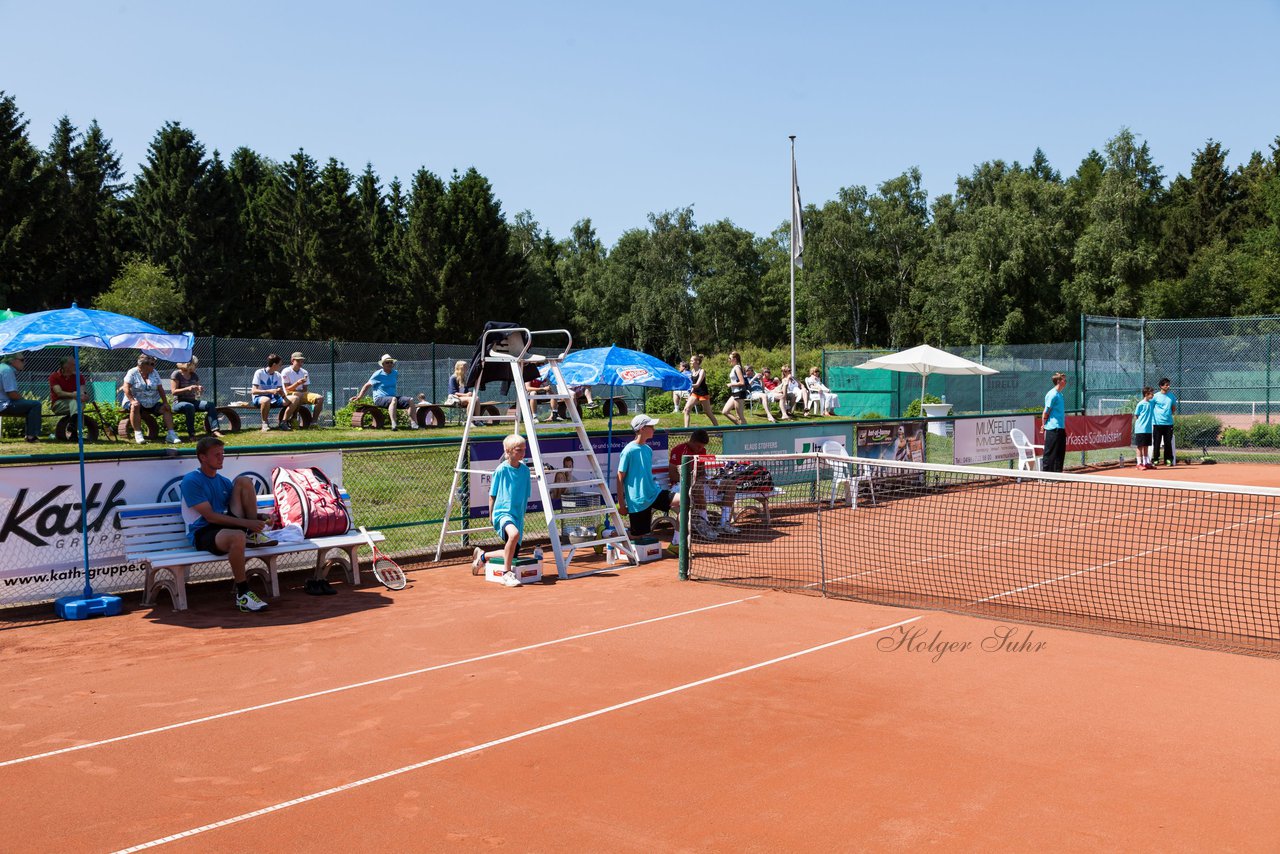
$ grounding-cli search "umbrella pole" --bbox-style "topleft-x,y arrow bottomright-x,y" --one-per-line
75,346 -> 93,599
606,382 -> 615,486
921,372 -> 927,410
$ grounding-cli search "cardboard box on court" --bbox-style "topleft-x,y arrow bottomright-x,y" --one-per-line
485,556 -> 543,585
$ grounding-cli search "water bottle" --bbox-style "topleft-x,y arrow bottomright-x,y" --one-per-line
532,547 -> 544,564
602,525 -> 616,562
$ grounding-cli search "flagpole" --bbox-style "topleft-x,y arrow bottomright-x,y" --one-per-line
789,135 -> 797,378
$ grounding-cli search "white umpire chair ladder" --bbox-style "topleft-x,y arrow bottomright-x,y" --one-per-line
433,327 -> 637,578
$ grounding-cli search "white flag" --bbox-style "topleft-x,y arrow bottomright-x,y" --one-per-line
791,152 -> 804,269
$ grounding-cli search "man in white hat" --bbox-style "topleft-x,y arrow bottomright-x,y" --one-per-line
282,351 -> 323,427
351,354 -> 419,430
616,413 -> 681,556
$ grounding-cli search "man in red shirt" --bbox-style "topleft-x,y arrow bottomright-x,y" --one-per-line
668,429 -> 739,537
49,356 -> 88,417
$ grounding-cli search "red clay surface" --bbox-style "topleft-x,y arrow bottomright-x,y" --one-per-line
3,542 -> 1279,851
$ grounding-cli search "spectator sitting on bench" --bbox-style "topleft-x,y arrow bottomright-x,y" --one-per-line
181,435 -> 279,612
49,356 -> 90,420
525,374 -> 565,422
570,384 -> 594,411
745,364 -> 777,423
1,353 -> 41,443
281,351 -> 323,427
251,353 -> 290,432
772,365 -> 806,418
352,354 -> 420,430
123,353 -> 181,444
445,359 -> 474,408
171,356 -> 222,438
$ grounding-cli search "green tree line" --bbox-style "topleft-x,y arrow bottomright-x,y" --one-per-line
2,90 -> 1278,359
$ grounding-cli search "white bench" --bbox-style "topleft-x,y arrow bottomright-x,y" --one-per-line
120,492 -> 385,611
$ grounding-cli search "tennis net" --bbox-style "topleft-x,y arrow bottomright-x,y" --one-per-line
679,453 -> 1280,656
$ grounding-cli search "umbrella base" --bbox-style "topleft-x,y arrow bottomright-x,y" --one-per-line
54,594 -> 123,621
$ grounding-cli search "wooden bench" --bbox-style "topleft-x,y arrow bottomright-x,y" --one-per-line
229,387 -> 313,430
120,492 -> 386,611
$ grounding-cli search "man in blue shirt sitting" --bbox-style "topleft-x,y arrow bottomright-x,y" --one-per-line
1041,372 -> 1068,473
180,436 -> 279,611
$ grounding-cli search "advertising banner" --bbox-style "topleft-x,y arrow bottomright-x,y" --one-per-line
720,423 -> 855,484
0,451 -> 342,605
855,421 -> 926,473
468,434 -> 667,518
953,415 -> 1036,465
1035,414 -> 1132,452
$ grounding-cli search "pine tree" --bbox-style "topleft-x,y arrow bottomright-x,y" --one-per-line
435,168 -> 521,340
401,168 -> 447,335
0,92 -> 52,310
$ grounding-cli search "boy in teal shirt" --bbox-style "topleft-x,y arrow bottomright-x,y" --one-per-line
617,414 -> 682,556
1133,386 -> 1155,469
471,434 -> 531,587
1151,378 -> 1178,466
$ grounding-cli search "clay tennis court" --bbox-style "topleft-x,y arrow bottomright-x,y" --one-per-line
2,464 -> 1279,851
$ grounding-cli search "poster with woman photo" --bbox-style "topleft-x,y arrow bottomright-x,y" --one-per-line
856,421 -> 926,474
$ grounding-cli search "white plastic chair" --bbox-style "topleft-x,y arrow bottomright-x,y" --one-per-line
1009,428 -> 1043,472
822,440 -> 875,508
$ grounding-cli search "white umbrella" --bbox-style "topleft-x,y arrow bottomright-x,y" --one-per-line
855,344 -> 998,408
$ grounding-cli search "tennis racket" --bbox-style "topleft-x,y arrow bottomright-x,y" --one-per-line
360,525 -> 406,590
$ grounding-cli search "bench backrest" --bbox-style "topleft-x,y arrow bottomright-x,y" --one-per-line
119,491 -> 355,554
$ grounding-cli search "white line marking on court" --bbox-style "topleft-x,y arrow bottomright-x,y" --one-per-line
111,614 -> 922,853
0,595 -> 761,769
976,508 -> 1280,604
817,489 -> 1201,588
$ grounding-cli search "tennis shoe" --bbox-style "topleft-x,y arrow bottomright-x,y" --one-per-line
166,430 -> 181,444
663,544 -> 680,558
134,430 -> 145,444
235,590 -> 268,612
471,547 -> 486,574
718,523 -> 742,535
245,530 -> 277,548
691,518 -> 719,540
502,570 -> 521,588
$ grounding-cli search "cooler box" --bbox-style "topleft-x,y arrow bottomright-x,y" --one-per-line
485,555 -> 543,585
633,536 -> 663,563
54,594 -> 124,620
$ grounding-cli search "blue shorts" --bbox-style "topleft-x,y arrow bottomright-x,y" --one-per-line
373,394 -> 412,409
253,395 -> 284,406
493,514 -> 522,545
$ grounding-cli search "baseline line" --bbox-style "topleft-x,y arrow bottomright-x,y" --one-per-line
0,595 -> 761,769
112,614 -> 922,853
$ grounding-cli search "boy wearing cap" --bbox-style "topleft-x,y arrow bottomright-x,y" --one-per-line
281,352 -> 323,427
617,414 -> 681,555
352,354 -> 419,430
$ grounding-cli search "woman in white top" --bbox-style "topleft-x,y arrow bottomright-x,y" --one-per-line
720,351 -> 748,425
805,367 -> 839,416
122,353 -> 180,444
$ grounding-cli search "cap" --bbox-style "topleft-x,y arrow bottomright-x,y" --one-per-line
630,414 -> 660,431
380,354 -> 396,364
291,352 -> 306,361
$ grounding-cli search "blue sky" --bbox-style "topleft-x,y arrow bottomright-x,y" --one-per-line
2,0 -> 1278,245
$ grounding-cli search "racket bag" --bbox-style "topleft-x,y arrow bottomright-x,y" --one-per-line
271,466 -> 352,538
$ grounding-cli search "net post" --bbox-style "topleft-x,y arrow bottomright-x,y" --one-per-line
677,457 -> 691,580
814,450 -> 826,596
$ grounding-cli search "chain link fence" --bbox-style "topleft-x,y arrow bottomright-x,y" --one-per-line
0,336 -> 647,438
823,342 -> 1081,418
1083,315 -> 1280,461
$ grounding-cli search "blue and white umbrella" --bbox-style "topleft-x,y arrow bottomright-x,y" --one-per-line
544,345 -> 691,481
0,304 -> 194,618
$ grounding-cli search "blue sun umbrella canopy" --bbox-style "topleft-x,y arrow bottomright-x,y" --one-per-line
550,345 -> 692,392
542,346 -> 690,484
0,305 -> 193,360
0,304 -> 193,618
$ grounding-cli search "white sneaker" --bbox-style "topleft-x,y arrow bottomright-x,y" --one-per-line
471,547 -> 486,575
235,590 -> 268,612
166,431 -> 181,444
691,518 -> 719,540
134,430 -> 145,445
502,570 -> 521,588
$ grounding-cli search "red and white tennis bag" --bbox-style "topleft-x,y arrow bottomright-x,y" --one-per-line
271,466 -> 352,538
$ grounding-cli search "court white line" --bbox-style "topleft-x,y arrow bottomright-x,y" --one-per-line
112,614 -> 922,853
0,595 -> 760,769
976,508 -> 1280,604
